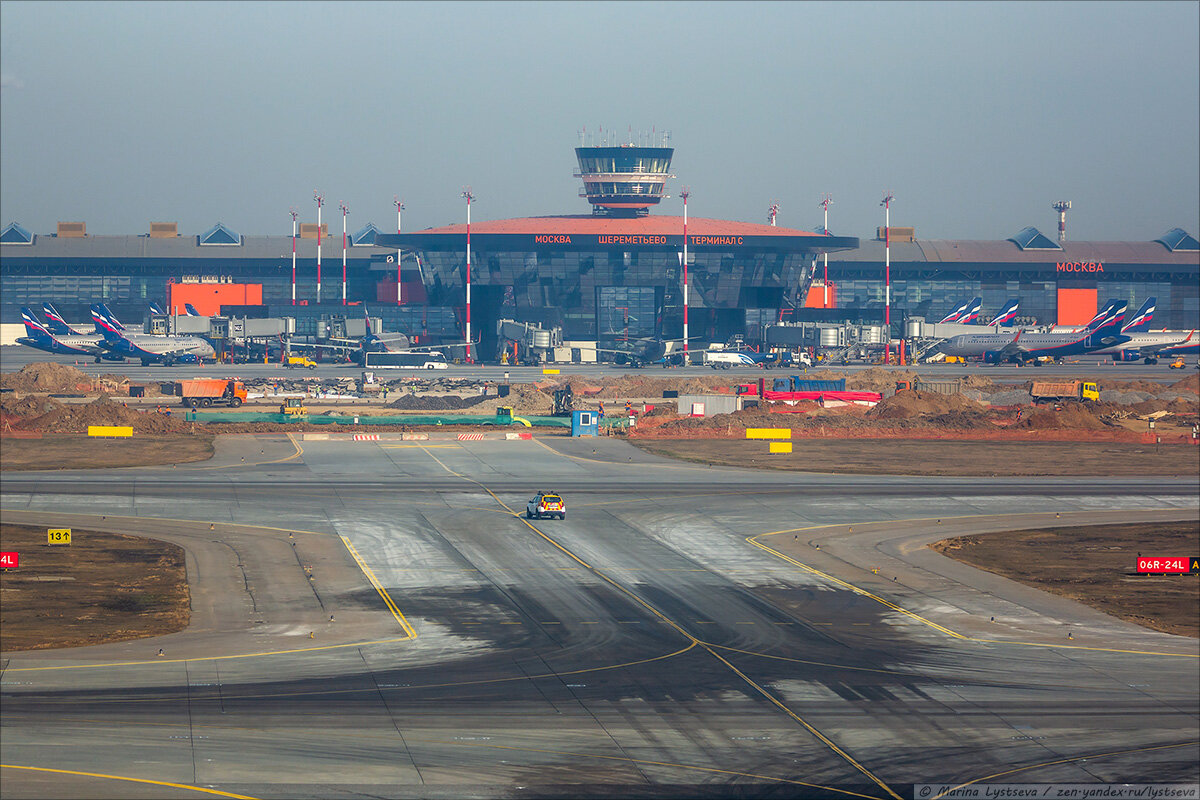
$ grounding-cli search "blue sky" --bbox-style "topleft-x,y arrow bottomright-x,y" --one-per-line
1,1 -> 1197,241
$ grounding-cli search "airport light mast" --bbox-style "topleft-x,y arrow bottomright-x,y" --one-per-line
881,192 -> 894,365
462,188 -> 474,364
339,202 -> 349,305
394,196 -> 405,305
820,194 -> 832,308
680,187 -> 690,365
289,207 -> 298,306
314,191 -> 324,304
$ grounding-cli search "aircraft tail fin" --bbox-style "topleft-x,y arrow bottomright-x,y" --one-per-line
41,302 -> 79,335
185,303 -> 201,316
21,307 -> 54,340
90,304 -> 127,342
957,297 -> 984,324
939,298 -> 973,324
987,299 -> 1020,327
1121,297 -> 1156,332
1091,302 -> 1128,339
149,301 -> 165,315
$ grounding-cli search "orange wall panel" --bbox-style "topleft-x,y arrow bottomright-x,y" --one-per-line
803,283 -> 837,309
1056,287 -> 1097,326
169,284 -> 263,316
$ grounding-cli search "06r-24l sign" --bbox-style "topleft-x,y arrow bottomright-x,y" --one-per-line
1136,556 -> 1199,574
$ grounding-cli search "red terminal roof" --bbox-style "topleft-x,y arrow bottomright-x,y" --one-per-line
412,215 -> 820,238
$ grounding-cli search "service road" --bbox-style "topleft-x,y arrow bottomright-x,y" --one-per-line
1,435 -> 1197,799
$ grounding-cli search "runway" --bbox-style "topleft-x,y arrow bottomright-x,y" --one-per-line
2,435 -> 1197,799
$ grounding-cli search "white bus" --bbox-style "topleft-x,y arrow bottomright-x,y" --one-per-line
363,351 -> 449,369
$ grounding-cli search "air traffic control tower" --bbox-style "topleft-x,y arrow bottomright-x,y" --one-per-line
575,131 -> 674,216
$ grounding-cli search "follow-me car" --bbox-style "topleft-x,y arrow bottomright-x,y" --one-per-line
526,492 -> 565,520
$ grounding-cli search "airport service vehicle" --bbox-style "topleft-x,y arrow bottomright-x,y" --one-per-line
285,355 -> 317,369
1169,358 -> 1186,369
177,379 -> 247,408
363,351 -> 449,369
1030,380 -> 1099,404
526,492 -> 565,520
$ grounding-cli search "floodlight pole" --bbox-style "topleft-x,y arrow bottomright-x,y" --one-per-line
394,196 -> 405,305
820,194 -> 832,307
339,202 -> 348,306
681,187 -> 690,366
881,192 -> 894,364
290,207 -> 298,306
463,188 -> 474,364
314,191 -> 324,304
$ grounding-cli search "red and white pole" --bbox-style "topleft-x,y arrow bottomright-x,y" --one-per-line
290,208 -> 298,306
881,192 -> 894,364
340,202 -> 348,305
314,191 -> 324,304
821,194 -> 832,308
681,187 -> 689,365
394,197 -> 405,306
463,188 -> 474,364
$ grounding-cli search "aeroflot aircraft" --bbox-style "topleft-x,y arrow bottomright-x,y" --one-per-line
90,304 -> 215,365
942,303 -> 1129,364
18,307 -> 127,362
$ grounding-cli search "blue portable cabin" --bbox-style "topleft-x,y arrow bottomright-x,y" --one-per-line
571,409 -> 600,437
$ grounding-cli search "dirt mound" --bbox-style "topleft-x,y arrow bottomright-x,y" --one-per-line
0,363 -> 93,393
24,397 -> 194,434
1098,379 -> 1178,395
1014,403 -> 1113,431
1169,373 -> 1199,393
868,390 -> 986,420
388,394 -> 490,411
845,368 -> 918,392
959,374 -> 998,391
0,394 -> 63,417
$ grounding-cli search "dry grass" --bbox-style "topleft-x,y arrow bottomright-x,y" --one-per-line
0,524 -> 190,651
932,522 -> 1200,637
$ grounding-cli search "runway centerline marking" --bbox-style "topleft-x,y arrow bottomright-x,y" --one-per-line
0,764 -> 260,799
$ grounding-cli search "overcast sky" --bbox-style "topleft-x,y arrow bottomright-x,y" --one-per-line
2,1 -> 1197,242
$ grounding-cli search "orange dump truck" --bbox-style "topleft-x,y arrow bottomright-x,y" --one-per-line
176,379 -> 247,408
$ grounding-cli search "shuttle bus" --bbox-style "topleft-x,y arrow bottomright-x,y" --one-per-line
363,351 -> 449,369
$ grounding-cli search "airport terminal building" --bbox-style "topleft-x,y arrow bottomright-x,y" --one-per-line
2,142 -> 1197,353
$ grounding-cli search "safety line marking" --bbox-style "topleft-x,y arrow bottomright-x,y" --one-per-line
0,764 -> 260,799
413,440 -> 901,797
934,740 -> 1200,799
340,535 -> 416,639
749,512 -> 1200,658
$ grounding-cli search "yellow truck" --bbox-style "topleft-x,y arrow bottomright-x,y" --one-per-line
1030,380 -> 1099,404
285,355 -> 317,369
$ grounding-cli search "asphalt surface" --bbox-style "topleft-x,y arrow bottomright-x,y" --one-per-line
1,434 -> 1198,799
2,344 -> 1192,383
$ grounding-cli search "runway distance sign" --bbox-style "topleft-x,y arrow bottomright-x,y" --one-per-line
47,529 -> 72,546
0,551 -> 18,568
1135,556 -> 1198,574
